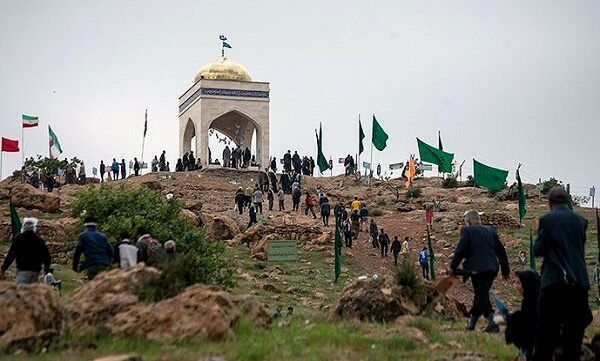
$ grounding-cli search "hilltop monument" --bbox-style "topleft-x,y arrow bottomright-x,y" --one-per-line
178,37 -> 270,168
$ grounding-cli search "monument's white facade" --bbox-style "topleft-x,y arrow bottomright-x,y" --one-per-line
178,56 -> 270,168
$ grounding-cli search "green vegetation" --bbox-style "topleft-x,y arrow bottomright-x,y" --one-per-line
441,176 -> 459,189
70,185 -> 233,292
23,155 -> 82,176
541,177 -> 562,193
394,258 -> 425,306
405,187 -> 423,200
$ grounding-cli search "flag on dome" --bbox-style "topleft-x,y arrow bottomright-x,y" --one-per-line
22,114 -> 39,128
223,42 -> 232,49
48,125 -> 63,159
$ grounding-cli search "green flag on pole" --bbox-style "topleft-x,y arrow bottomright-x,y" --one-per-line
517,167 -> 527,224
529,229 -> 536,270
427,226 -> 436,281
473,159 -> 508,191
334,216 -> 343,283
10,202 -> 21,239
417,138 -> 454,173
316,123 -> 330,173
48,125 -> 63,159
359,120 -> 365,155
371,115 -> 389,151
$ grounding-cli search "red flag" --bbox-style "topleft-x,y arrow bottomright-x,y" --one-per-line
1,138 -> 19,152
426,208 -> 434,224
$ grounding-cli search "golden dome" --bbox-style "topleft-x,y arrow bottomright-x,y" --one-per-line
195,56 -> 252,83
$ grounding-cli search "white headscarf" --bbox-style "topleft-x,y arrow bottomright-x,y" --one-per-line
21,217 -> 38,233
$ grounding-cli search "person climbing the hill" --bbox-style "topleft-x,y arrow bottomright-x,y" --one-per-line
359,204 -> 368,231
253,186 -> 263,215
267,187 -> 274,211
136,228 -> 166,268
350,209 -> 360,238
351,196 -> 360,212
320,198 -> 331,227
343,219 -> 353,248
390,236 -> 401,265
234,187 -> 246,215
73,217 -> 114,279
400,237 -> 410,260
113,231 -> 138,270
378,228 -> 389,258
292,185 -> 301,211
369,219 -> 379,249
244,185 -> 254,209
248,205 -> 257,228
419,247 -> 430,280
305,191 -> 317,219
277,188 -> 285,211
532,187 -> 592,361
450,209 -> 510,333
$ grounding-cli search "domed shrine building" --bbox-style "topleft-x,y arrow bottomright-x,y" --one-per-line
178,55 -> 270,168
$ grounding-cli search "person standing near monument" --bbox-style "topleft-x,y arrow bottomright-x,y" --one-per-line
532,187 -> 591,361
243,147 -> 251,168
189,151 -> 196,170
159,151 -> 166,171
133,157 -> 140,176
283,150 -> 292,173
450,209 -> 510,332
270,156 -> 277,172
223,146 -> 231,168
183,152 -> 189,171
292,151 -> 301,174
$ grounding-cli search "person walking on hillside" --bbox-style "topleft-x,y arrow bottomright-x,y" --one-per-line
100,160 -> 106,182
223,146 -> 231,168
305,191 -> 317,219
378,228 -> 389,257
450,209 -> 510,333
112,158 -> 120,179
46,174 -> 55,193
277,188 -> 285,211
248,205 -> 257,228
133,157 -> 140,176
419,247 -> 430,280
244,185 -> 254,209
253,186 -> 264,215
370,219 -> 379,249
350,209 -> 360,238
292,185 -> 301,211
0,218 -> 51,284
351,197 -> 360,213
532,187 -> 592,361
391,236 -> 401,265
400,237 -> 410,260
234,187 -> 246,215
113,232 -> 138,270
359,204 -> 368,231
267,187 -> 274,211
343,219 -> 353,247
120,159 -> 127,179
72,217 -> 113,279
320,198 -> 331,226
136,228 -> 166,267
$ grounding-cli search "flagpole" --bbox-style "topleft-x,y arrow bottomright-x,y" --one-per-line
369,114 -> 374,188
21,125 -> 24,166
357,113 -> 361,177
141,109 -> 147,174
0,151 -> 3,181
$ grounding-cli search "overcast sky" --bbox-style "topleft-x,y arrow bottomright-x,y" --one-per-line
1,0 -> 599,200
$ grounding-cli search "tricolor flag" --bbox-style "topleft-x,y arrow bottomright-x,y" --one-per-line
22,114 -> 39,128
48,125 -> 63,159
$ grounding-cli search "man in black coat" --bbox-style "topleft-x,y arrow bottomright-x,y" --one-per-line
378,228 -> 389,258
450,209 -> 510,332
283,151 -> 292,173
532,187 -> 591,361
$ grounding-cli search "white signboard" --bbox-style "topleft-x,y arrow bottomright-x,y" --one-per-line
389,162 -> 404,171
363,161 -> 371,169
421,163 -> 433,171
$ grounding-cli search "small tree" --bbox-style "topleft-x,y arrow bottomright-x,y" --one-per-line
24,155 -> 82,175
542,177 -> 562,193
442,175 -> 459,189
406,186 -> 422,201
382,173 -> 404,203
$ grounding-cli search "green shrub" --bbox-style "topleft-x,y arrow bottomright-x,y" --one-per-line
368,207 -> 384,217
376,199 -> 387,206
70,185 -> 233,295
542,177 -> 562,193
442,176 -> 458,189
405,187 -> 422,200
465,175 -> 474,187
394,258 -> 425,307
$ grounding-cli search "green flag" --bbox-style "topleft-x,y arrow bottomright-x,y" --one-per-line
316,124 -> 330,173
10,202 -> 21,239
473,159 -> 508,191
529,229 -> 536,270
359,120 -> 365,155
371,115 -> 389,151
427,226 -> 436,281
334,215 -> 343,283
417,138 -> 454,173
438,131 -> 443,151
517,167 -> 527,223
48,125 -> 63,159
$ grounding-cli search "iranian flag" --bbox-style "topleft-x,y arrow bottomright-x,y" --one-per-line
48,125 -> 63,159
22,114 -> 39,128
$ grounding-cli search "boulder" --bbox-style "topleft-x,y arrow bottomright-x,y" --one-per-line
10,183 -> 61,212
106,284 -> 270,340
199,213 -> 240,241
0,282 -> 61,350
37,217 -> 80,244
65,265 -> 160,333
180,209 -> 200,226
334,277 -> 421,322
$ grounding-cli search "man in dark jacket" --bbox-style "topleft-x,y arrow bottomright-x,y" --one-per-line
391,236 -> 401,265
133,157 -> 140,176
120,159 -> 127,179
532,187 -> 591,361
370,219 -> 379,249
72,217 -> 113,279
100,160 -> 106,182
378,228 -> 389,258
0,218 -> 50,284
283,151 -> 292,173
450,209 -> 510,332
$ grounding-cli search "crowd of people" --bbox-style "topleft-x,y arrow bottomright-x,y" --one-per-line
0,216 -> 178,287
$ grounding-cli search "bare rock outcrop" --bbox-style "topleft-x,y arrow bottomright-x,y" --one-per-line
0,282 -> 61,350
199,213 -> 240,240
10,183 -> 61,212
107,284 -> 270,340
